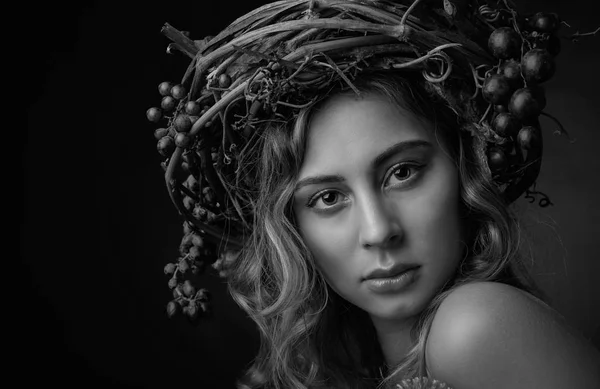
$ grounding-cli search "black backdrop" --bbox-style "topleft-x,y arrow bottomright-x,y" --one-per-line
20,1 -> 600,388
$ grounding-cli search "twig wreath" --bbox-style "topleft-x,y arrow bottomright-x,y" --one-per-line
145,0 -> 597,322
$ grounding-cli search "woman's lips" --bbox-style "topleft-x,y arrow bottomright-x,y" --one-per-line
364,263 -> 420,281
364,266 -> 420,294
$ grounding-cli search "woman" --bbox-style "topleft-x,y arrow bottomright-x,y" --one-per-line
149,0 -> 600,387
228,72 -> 600,389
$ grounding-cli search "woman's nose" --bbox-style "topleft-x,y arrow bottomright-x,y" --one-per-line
358,194 -> 403,249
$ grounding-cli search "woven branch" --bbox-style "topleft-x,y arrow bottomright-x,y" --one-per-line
155,0 -> 569,257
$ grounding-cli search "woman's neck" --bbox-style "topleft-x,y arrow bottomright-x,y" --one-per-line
371,316 -> 418,367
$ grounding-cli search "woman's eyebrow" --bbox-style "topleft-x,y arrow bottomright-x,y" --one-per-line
295,174 -> 345,191
295,140 -> 432,192
372,139 -> 432,169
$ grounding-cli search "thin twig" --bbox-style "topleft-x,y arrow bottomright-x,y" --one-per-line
469,62 -> 482,100
321,54 -> 361,96
214,167 -> 251,231
478,103 -> 492,124
276,100 -> 316,109
422,52 -> 453,83
400,0 -> 424,27
567,27 -> 600,41
391,43 -> 462,69
206,53 -> 242,82
540,111 -> 576,143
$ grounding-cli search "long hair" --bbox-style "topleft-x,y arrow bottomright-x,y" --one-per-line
226,71 -> 549,389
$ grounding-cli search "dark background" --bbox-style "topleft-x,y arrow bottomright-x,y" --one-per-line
20,0 -> 600,388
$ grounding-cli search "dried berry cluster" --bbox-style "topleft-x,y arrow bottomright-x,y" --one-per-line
148,81 -> 208,155
147,81 -> 228,320
477,11 -> 569,180
162,218 -> 216,321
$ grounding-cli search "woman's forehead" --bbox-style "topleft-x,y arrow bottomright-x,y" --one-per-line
301,93 -> 434,169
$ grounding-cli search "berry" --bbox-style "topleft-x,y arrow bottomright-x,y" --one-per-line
179,245 -> 188,257
157,136 -> 176,157
487,147 -> 508,172
521,49 -> 555,84
158,81 -> 173,96
168,127 -> 177,138
199,302 -> 211,314
206,211 -> 217,223
189,245 -> 201,261
181,233 -> 194,248
146,107 -> 162,123
492,112 -> 520,138
219,73 -> 232,88
191,234 -> 204,248
185,101 -> 201,116
183,196 -> 196,211
203,187 -> 215,203
164,263 -> 176,275
175,132 -> 192,148
179,259 -> 190,274
154,127 -> 169,140
197,288 -> 210,301
494,105 -> 508,113
171,84 -> 187,100
499,60 -> 523,89
488,27 -> 522,60
185,175 -> 199,193
529,12 -> 560,33
161,96 -> 177,111
183,280 -> 196,298
193,205 -> 207,221
166,301 -> 180,318
168,278 -> 178,289
174,282 -> 184,295
482,74 -> 513,105
508,87 -> 546,120
185,303 -> 199,320
517,126 -> 540,151
183,221 -> 193,235
174,115 -> 192,132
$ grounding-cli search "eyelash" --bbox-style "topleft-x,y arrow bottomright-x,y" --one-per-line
305,162 -> 425,211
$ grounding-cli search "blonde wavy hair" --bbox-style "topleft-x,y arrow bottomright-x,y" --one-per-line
226,71 -> 548,389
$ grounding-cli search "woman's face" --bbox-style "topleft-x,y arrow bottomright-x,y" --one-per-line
292,93 -> 464,325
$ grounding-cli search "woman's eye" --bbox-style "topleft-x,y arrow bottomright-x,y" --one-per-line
386,163 -> 423,186
305,164 -> 424,211
393,166 -> 412,180
306,190 -> 345,210
321,192 -> 339,205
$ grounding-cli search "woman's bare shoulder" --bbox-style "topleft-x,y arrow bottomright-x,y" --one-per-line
425,281 -> 600,389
